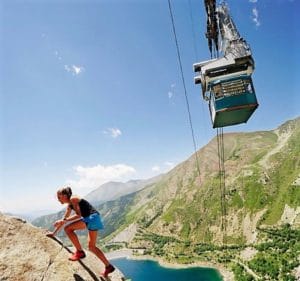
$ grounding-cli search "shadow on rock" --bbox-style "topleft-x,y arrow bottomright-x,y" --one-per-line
74,274 -> 85,281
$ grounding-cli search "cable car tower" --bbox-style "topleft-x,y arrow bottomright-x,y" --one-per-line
194,1 -> 258,128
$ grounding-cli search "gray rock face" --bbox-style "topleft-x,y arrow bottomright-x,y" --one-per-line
0,213 -> 125,281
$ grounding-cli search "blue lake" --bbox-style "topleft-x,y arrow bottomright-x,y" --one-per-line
112,258 -> 223,281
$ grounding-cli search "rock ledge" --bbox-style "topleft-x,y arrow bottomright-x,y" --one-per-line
0,213 -> 125,281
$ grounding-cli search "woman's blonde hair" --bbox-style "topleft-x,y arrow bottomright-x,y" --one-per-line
57,186 -> 72,199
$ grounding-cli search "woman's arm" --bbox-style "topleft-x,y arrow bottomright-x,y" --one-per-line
63,197 -> 82,222
53,205 -> 70,226
53,197 -> 82,227
62,205 -> 72,220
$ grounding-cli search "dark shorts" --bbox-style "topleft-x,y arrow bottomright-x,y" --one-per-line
82,213 -> 104,231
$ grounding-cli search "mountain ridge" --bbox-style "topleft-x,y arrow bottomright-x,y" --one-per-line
84,175 -> 163,205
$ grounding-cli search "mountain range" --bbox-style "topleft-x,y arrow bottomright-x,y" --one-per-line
84,175 -> 163,205
97,117 -> 300,244
32,117 -> 300,280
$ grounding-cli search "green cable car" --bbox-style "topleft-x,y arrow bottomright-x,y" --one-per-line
194,2 -> 259,128
208,74 -> 258,128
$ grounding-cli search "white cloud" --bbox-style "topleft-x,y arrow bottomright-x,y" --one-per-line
249,0 -> 257,3
54,50 -> 62,60
251,7 -> 260,27
164,161 -> 174,168
67,164 -> 136,191
167,83 -> 176,100
103,128 -> 122,138
152,166 -> 161,172
73,65 -> 83,75
168,83 -> 176,99
151,162 -> 175,174
64,65 -> 70,72
64,64 -> 85,76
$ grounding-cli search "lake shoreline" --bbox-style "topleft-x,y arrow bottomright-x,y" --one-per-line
106,249 -> 234,281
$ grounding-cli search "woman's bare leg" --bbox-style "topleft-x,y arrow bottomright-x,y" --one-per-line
88,230 -> 110,266
64,220 -> 86,251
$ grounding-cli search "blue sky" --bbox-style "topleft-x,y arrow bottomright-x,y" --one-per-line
0,0 -> 299,214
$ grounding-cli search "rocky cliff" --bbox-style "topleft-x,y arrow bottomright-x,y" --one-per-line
0,213 -> 125,281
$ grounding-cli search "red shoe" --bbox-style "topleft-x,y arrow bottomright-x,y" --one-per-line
68,250 -> 86,261
101,264 -> 115,277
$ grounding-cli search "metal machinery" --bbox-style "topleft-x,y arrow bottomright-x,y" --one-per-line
194,1 -> 258,128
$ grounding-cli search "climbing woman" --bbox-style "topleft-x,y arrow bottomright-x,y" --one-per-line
52,186 -> 115,278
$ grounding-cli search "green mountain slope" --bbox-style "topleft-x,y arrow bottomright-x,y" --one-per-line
103,118 -> 299,246
98,117 -> 300,280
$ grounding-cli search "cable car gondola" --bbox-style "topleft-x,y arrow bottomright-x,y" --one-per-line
194,2 -> 259,128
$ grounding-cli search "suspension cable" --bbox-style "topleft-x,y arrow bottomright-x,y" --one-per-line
217,127 -> 227,245
204,0 -> 227,246
168,0 -> 201,178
